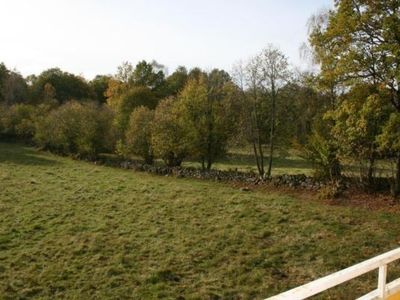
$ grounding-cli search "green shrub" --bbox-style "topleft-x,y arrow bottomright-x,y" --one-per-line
124,106 -> 154,164
378,113 -> 400,197
34,101 -> 115,159
318,180 -> 346,199
151,98 -> 190,167
0,103 -> 40,139
296,96 -> 343,181
108,86 -> 158,135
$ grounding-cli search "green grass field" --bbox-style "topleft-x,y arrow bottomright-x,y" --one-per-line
182,150 -> 314,176
1,142 -> 400,299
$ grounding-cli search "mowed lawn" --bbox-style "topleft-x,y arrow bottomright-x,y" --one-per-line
1,143 -> 400,299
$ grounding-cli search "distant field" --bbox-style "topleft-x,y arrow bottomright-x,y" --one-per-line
1,142 -> 400,299
183,148 -> 314,176
143,146 -> 394,178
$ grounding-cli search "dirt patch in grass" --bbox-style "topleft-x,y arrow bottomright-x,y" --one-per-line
232,180 -> 400,213
327,188 -> 400,212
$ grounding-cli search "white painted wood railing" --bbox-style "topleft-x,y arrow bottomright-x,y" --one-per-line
266,248 -> 400,300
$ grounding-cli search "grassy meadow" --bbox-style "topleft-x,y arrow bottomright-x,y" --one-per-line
182,149 -> 314,176
1,142 -> 400,299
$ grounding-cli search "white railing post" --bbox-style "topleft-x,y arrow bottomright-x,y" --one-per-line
378,265 -> 387,299
266,248 -> 400,300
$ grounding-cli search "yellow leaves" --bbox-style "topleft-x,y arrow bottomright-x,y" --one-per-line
105,79 -> 127,110
378,112 -> 400,152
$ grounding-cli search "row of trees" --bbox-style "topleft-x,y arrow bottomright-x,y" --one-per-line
0,61 -> 243,170
0,55 -> 310,172
110,65 -> 241,169
0,0 -> 399,195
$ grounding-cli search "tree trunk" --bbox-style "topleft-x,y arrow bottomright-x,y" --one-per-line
328,154 -> 341,180
266,134 -> 274,178
251,103 -> 264,177
366,155 -> 375,185
206,94 -> 214,171
206,156 -> 212,170
393,154 -> 400,198
144,155 -> 153,165
165,152 -> 182,167
201,157 -> 205,171
252,140 -> 262,176
206,136 -> 213,170
257,130 -> 264,177
267,88 -> 276,178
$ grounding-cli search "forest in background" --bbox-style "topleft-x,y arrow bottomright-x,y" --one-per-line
1,0 -> 399,196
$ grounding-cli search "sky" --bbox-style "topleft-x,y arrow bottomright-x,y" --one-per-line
0,0 -> 332,79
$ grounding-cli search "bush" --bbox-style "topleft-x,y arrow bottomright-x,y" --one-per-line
0,103 -> 40,140
151,98 -> 190,167
108,86 -> 158,135
378,113 -> 400,197
327,88 -> 391,186
34,101 -> 115,159
318,180 -> 346,199
124,106 -> 154,164
305,130 -> 341,180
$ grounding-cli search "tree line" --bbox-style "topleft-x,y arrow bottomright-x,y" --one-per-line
0,0 -> 399,196
0,54 -> 306,171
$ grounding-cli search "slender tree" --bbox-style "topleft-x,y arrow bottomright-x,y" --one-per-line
260,45 -> 290,178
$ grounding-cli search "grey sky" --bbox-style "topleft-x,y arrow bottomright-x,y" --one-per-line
0,0 -> 332,79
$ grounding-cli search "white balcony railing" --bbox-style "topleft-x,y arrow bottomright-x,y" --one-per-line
266,248 -> 400,300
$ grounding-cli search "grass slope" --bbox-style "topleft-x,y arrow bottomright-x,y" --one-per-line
1,142 -> 400,299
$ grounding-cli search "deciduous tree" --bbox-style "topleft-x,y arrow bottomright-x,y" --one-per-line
151,98 -> 190,167
125,106 -> 155,164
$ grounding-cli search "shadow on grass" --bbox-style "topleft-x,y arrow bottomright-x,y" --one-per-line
0,143 -> 60,166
